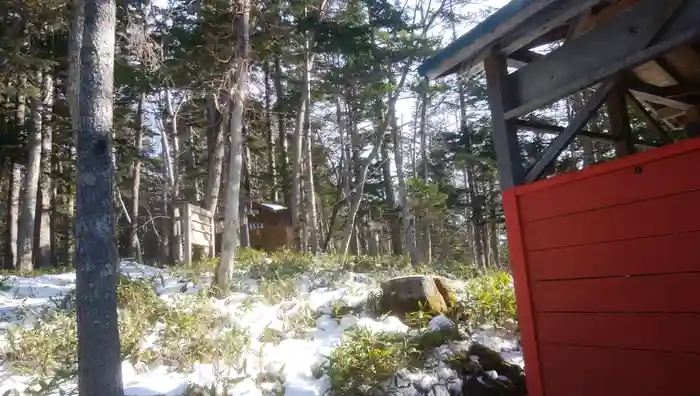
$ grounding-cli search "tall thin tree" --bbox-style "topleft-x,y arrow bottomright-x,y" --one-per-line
216,0 -> 250,292
74,0 -> 123,394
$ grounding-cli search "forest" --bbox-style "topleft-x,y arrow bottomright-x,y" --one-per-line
0,0 -> 662,395
0,0 -> 646,274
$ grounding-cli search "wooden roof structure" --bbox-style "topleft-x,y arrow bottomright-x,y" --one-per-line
419,0 -> 700,189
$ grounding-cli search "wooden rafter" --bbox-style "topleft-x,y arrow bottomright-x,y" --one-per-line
626,93 -> 674,143
516,119 -> 612,141
524,81 -> 616,183
629,89 -> 694,110
505,0 -> 696,119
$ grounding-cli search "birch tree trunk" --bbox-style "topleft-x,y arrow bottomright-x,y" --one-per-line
418,78 -> 432,264
391,101 -> 418,266
129,92 -> 145,261
216,0 -> 249,292
203,94 -> 225,215
68,0 -> 84,265
273,56 -> 290,206
6,162 -> 21,269
35,70 -> 54,268
303,54 -> 319,253
263,60 -> 279,202
340,67 -> 410,255
290,83 -> 306,250
6,79 -> 26,269
17,70 -> 44,271
380,130 -> 403,255
75,0 -> 123,393
456,75 -> 484,268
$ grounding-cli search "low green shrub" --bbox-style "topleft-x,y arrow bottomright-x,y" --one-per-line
2,275 -> 250,394
462,271 -> 517,331
323,328 -> 420,395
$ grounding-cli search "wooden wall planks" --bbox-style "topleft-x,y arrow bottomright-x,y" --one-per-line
539,344 -> 700,396
504,137 -> 700,396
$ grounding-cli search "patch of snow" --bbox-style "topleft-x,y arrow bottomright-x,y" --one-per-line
0,260 -> 524,396
259,202 -> 287,211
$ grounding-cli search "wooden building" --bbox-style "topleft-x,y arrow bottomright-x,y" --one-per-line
245,202 -> 293,252
215,201 -> 292,253
419,1 -> 700,395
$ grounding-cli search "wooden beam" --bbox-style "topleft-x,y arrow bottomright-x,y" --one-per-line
500,0 -> 603,55
683,106 -> 700,138
607,83 -> 636,157
626,78 -> 700,100
524,81 -> 615,183
522,25 -> 570,50
629,89 -> 694,110
422,0 -> 565,80
508,49 -> 544,65
515,118 -> 616,141
505,0 -> 697,119
626,93 -> 674,143
657,106 -> 686,120
484,53 -> 524,189
427,0 -> 601,79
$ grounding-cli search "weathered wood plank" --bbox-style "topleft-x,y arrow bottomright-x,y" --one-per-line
607,83 -> 636,157
499,0 -> 603,55
505,0 -> 697,119
523,81 -> 614,183
484,53 -> 524,189
516,118 -> 612,141
626,92 -> 674,142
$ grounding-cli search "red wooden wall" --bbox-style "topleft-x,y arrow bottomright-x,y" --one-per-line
503,137 -> 700,396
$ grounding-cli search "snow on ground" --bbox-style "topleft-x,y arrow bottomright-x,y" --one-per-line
0,260 -> 522,396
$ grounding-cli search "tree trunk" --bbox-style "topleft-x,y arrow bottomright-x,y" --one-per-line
35,70 -> 54,268
380,130 -> 403,255
488,212 -> 500,268
263,60 -> 278,202
68,0 -> 84,266
303,54 -> 319,253
418,78 -> 432,265
392,103 -> 418,266
273,56 -> 290,207
340,71 -> 411,255
129,92 -> 145,261
456,73 -> 484,268
5,162 -> 21,269
17,70 -> 44,271
6,78 -> 27,269
290,88 -> 305,251
203,94 -> 225,215
216,0 -> 249,292
75,0 -> 123,393
240,143 -> 251,249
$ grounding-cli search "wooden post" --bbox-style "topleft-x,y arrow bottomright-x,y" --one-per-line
607,83 -> 636,157
483,53 -> 524,189
209,211 -> 216,258
683,106 -> 700,138
183,203 -> 192,267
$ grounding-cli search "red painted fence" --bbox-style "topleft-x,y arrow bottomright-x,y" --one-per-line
504,137 -> 700,396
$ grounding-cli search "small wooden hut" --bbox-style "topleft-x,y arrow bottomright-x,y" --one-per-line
215,201 -> 292,253
246,202 -> 293,252
419,1 -> 700,395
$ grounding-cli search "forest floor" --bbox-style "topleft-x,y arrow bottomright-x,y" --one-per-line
0,252 -> 523,396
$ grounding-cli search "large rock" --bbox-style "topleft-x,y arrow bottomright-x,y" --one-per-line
379,275 -> 451,319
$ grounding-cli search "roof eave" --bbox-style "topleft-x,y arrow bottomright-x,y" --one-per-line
419,0 -> 562,80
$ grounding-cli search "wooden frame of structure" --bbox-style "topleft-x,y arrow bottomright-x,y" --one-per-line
174,202 -> 215,266
420,1 -> 700,395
